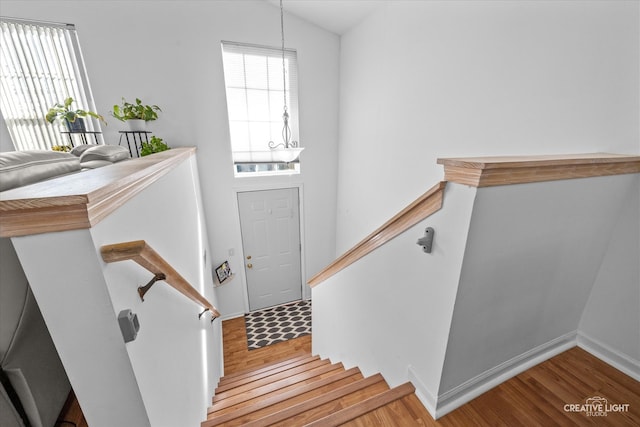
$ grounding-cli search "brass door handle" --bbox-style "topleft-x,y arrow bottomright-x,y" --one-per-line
247,263 -> 253,269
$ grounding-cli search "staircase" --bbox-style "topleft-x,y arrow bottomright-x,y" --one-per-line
202,353 -> 431,426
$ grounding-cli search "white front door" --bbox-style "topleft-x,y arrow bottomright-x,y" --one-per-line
238,188 -> 302,311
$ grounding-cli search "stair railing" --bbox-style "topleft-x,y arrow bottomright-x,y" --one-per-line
308,181 -> 447,287
100,240 -> 220,320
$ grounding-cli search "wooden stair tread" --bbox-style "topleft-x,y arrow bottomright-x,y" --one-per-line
204,345 -> 433,427
339,398 -> 414,427
235,373 -> 365,426
215,355 -> 320,393
213,358 -> 331,402
208,367 -> 361,419
269,376 -> 390,427
304,382 -> 416,427
209,362 -> 345,411
218,352 -> 312,385
239,373 -> 388,427
203,367 -> 363,427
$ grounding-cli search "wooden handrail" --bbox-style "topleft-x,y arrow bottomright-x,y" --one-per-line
100,240 -> 220,318
308,182 -> 447,287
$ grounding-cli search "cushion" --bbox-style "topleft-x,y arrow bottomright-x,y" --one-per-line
79,145 -> 130,163
0,151 -> 81,192
70,144 -> 99,157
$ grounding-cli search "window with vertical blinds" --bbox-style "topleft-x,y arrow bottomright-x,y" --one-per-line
0,17 -> 101,151
221,41 -> 300,175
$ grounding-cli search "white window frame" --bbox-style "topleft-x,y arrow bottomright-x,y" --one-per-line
221,41 -> 300,176
0,17 -> 102,151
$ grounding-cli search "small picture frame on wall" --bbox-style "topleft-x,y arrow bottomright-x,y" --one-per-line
215,261 -> 232,284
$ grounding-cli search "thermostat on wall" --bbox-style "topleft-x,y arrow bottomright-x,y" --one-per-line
118,309 -> 140,343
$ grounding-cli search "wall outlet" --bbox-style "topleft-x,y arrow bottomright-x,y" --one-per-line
118,309 -> 140,343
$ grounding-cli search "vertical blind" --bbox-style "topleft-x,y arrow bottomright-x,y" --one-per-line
221,41 -> 299,164
0,18 -> 100,150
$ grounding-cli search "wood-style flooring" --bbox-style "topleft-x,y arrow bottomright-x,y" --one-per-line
222,316 -> 640,426
56,390 -> 89,427
223,316 -> 312,375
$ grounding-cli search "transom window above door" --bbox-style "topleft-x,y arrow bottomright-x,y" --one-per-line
221,41 -> 301,176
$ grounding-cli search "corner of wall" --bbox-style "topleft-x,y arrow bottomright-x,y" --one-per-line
578,175 -> 640,379
577,332 -> 640,381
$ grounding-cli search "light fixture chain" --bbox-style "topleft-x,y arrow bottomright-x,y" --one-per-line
269,0 -> 299,152
280,0 -> 287,112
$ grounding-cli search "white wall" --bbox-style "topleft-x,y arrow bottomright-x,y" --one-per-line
1,0 -> 340,318
579,175 -> 640,378
91,156 -> 221,427
11,154 -> 220,427
337,0 -> 640,252
437,174 -> 639,415
314,173 -> 640,418
12,229 -> 152,427
315,0 -> 639,419
313,182 -> 476,413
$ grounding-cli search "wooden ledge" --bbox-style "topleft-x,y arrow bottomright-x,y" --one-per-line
308,182 -> 446,287
0,147 -> 195,237
437,153 -> 640,187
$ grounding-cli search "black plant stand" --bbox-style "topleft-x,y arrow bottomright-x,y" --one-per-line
60,131 -> 102,147
118,131 -> 151,157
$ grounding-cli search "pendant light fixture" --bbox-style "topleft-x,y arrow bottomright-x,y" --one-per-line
268,0 -> 303,163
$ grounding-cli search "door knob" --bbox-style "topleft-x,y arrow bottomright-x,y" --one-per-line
246,255 -> 252,260
247,263 -> 253,269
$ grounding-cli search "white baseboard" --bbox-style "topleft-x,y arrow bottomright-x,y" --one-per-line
407,365 -> 437,417
407,331 -> 639,420
577,332 -> 640,381
434,331 -> 577,419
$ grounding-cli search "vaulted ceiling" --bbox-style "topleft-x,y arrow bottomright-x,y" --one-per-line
267,0 -> 383,35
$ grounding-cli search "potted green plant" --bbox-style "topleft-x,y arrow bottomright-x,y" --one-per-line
140,135 -> 170,156
112,98 -> 161,131
45,97 -> 106,132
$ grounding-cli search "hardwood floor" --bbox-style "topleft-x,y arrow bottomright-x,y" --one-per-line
58,318 -> 640,426
223,316 -> 311,375
222,317 -> 640,426
56,390 -> 89,427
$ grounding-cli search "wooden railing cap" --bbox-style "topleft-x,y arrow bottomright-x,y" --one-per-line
438,152 -> 640,187
437,153 -> 640,169
1,147 -> 196,238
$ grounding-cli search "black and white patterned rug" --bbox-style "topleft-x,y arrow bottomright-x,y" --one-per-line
245,299 -> 311,350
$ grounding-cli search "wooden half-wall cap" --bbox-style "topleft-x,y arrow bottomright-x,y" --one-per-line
437,153 -> 640,187
0,147 -> 195,238
101,240 -> 220,319
308,181 -> 447,287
